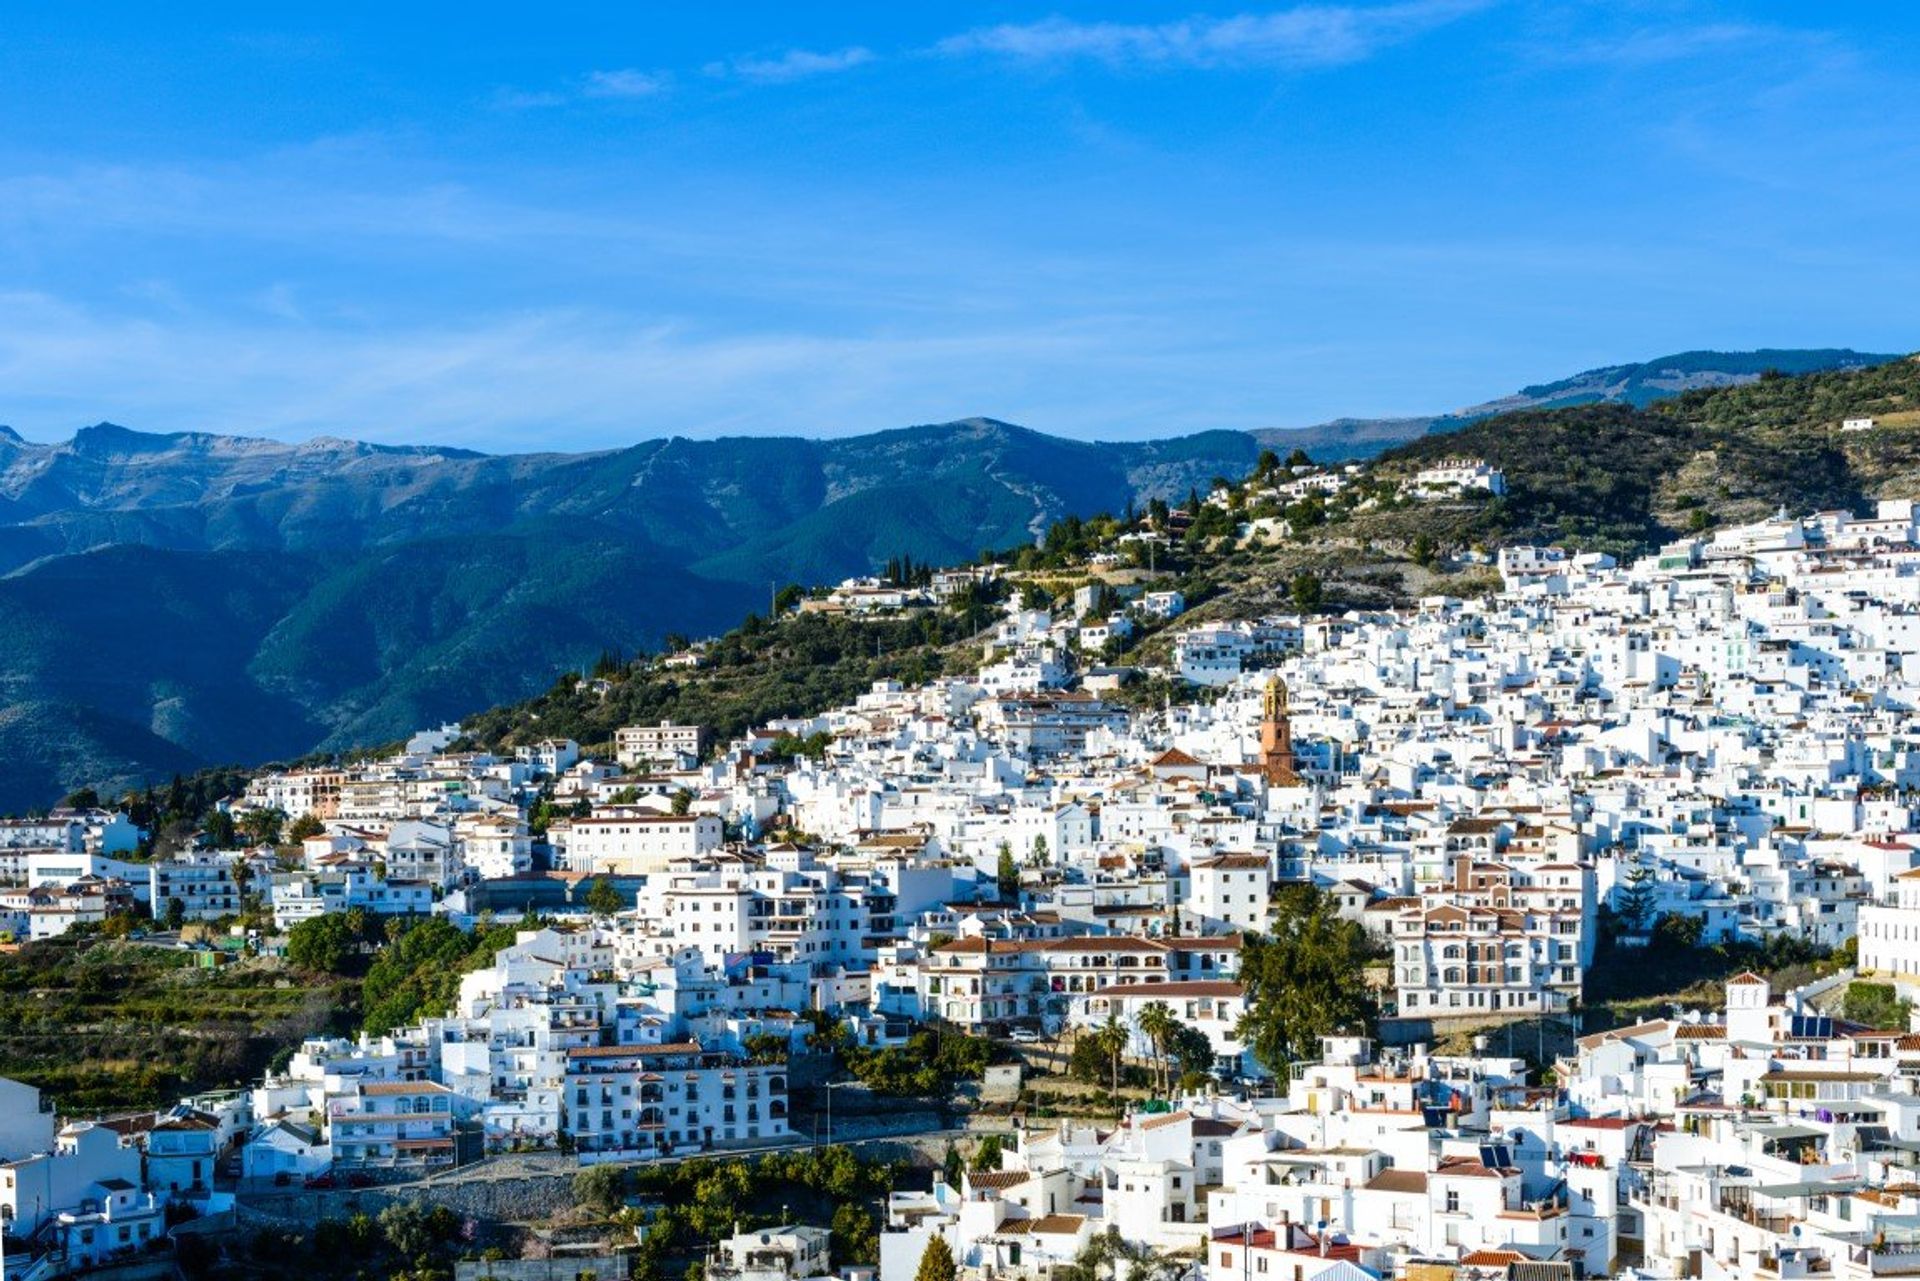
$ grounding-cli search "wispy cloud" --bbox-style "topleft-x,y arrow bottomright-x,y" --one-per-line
493,67 -> 671,110
936,0 -> 1487,69
0,290 -> 1138,451
582,68 -> 671,98
1545,22 -> 1776,68
717,46 -> 875,83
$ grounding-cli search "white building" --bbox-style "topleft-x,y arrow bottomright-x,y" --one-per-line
556,813 -> 724,875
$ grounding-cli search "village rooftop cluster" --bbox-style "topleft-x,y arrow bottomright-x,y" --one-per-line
9,497 -> 1920,1280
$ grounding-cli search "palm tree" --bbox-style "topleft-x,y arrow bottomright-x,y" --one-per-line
1136,1001 -> 1175,1098
1095,1014 -> 1130,1100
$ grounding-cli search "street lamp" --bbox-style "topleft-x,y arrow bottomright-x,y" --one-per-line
823,1080 -> 853,1148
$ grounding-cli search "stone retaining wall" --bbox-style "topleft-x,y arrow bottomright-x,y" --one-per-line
238,1172 -> 579,1229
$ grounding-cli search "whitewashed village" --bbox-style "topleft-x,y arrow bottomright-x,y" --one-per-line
13,487 -> 1920,1281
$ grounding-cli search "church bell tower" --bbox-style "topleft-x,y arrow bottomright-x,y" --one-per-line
1260,675 -> 1301,786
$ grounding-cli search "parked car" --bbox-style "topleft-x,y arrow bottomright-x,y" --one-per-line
346,1172 -> 374,1188
1009,1028 -> 1042,1044
303,1174 -> 336,1190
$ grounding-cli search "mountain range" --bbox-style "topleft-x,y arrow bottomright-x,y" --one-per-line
1253,348 -> 1898,460
0,347 -> 1898,811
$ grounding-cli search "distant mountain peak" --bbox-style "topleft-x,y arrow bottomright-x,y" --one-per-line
1504,347 -> 1895,408
70,422 -> 175,454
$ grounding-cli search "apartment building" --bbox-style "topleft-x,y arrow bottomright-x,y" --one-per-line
1391,857 -> 1593,1018
327,1079 -> 457,1170
616,721 -> 711,767
562,1042 -> 788,1159
556,813 -> 724,875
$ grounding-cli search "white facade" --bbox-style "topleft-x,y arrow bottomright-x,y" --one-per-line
557,813 -> 724,875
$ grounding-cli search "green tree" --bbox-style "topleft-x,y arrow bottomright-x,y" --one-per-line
1136,1001 -> 1176,1096
203,810 -> 237,847
1030,834 -> 1049,865
584,877 -> 624,917
970,1133 -> 1005,1173
1060,1228 -> 1174,1281
1288,571 -> 1324,613
1167,1020 -> 1217,1088
360,915 -> 519,1034
1093,1015 -> 1130,1096
163,897 -> 187,931
1651,911 -> 1704,952
239,807 -> 285,847
996,842 -> 1019,900
743,1031 -> 790,1064
831,1200 -> 879,1267
1410,532 -> 1438,568
1843,981 -> 1913,1029
670,788 -> 694,816
287,813 -> 326,842
1616,862 -> 1656,932
913,1235 -> 957,1281
1237,884 -> 1378,1073
285,913 -> 358,974
377,1202 -> 442,1263
575,1163 -> 627,1216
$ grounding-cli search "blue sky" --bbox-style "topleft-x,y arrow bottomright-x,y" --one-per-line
0,2 -> 1915,452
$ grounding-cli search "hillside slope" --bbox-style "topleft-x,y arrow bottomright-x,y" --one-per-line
1255,347 -> 1898,460
2,349 -> 1904,810
0,419 -> 1256,809
1357,355 -> 1920,554
451,356 -> 1920,771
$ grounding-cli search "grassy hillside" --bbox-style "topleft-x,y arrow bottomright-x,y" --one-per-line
1355,355 -> 1920,557
0,939 -> 356,1114
1253,347 -> 1898,461
459,608 -> 988,755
